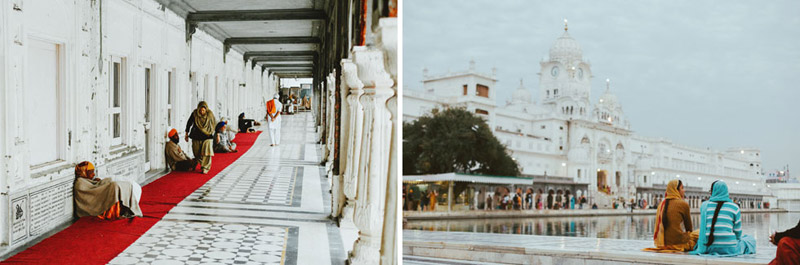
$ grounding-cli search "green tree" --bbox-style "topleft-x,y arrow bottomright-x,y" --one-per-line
403,107 -> 520,176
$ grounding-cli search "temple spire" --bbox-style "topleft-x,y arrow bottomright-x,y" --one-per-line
606,78 -> 611,91
564,18 -> 568,31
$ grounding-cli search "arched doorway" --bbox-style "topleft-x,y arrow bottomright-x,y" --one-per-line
597,170 -> 608,192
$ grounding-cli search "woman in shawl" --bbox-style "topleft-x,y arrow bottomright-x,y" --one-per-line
185,101 -> 216,174
643,179 -> 697,253
690,180 -> 756,256
769,219 -> 800,265
73,161 -> 143,220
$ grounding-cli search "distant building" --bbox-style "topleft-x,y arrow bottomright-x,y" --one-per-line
404,23 -> 768,208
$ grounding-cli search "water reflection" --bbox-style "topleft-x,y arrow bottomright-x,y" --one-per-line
406,212 -> 800,247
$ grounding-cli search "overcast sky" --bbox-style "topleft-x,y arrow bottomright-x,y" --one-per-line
402,0 -> 800,175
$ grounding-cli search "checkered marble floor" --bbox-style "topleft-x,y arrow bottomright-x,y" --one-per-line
109,221 -> 293,265
111,113 -> 345,265
191,165 -> 300,206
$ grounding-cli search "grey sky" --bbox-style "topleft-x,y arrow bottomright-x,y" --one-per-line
403,0 -> 800,175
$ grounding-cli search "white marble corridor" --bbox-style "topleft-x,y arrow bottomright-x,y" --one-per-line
109,112 -> 347,265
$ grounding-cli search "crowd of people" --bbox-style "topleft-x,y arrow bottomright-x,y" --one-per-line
404,185 -> 439,211
281,93 -> 312,115
478,188 -> 590,211
74,98 -> 282,221
402,185 -> 599,211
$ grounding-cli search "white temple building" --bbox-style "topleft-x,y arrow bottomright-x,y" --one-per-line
404,22 -> 769,209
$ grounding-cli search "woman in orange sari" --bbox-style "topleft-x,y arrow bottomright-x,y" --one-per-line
643,179 -> 698,252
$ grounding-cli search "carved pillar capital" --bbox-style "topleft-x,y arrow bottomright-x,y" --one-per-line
376,18 -> 397,80
352,46 -> 394,90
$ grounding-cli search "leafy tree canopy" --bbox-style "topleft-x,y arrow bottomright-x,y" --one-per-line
403,107 -> 520,176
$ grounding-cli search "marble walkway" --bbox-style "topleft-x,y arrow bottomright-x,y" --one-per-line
405,230 -> 778,265
110,112 -> 346,265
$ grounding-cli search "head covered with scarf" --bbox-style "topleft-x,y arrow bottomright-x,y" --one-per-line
652,179 -> 683,247
690,180 -> 737,255
75,161 -> 95,179
192,101 -> 217,137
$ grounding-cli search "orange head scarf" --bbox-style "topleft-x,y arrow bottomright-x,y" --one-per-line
75,161 -> 95,179
653,179 -> 683,245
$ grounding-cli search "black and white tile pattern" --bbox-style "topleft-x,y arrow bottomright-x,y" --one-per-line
111,113 -> 345,265
110,221 -> 296,265
191,165 -> 300,206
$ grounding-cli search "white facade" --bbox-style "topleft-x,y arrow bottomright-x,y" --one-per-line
404,25 -> 768,206
0,0 -> 276,249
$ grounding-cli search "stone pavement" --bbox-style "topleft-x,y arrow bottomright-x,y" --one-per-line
109,112 -> 347,265
404,230 -> 778,265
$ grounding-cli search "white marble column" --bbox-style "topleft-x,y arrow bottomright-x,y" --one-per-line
378,17 -> 398,265
348,44 -> 394,264
334,60 -> 364,220
324,72 -> 336,173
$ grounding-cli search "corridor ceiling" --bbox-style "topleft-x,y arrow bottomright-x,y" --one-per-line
156,0 -> 327,78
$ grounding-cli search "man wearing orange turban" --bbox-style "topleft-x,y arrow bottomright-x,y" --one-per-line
165,128 -> 197,171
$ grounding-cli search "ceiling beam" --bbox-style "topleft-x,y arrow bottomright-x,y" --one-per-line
244,51 -> 318,61
187,9 -> 326,23
265,67 -> 314,71
251,57 -> 316,62
273,73 -> 313,77
259,64 -> 315,68
270,70 -> 312,74
271,71 -> 312,76
224,37 -> 320,46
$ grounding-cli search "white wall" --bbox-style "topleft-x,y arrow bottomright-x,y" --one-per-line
0,0 -> 277,249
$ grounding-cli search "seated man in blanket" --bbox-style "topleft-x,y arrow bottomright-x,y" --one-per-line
73,161 -> 143,219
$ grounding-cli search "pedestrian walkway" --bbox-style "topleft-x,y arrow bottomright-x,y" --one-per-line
2,112 -> 346,265
109,112 -> 345,265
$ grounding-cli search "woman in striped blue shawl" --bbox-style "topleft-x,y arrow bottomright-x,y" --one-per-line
690,180 -> 756,256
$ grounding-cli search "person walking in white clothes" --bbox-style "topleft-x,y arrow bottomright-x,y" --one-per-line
265,94 -> 283,146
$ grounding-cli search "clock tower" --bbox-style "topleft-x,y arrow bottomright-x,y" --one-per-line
539,20 -> 592,120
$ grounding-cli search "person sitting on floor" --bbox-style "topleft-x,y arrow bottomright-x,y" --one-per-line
769,219 -> 800,265
643,179 -> 698,253
238,112 -> 260,133
165,128 -> 197,172
214,122 -> 238,153
73,161 -> 143,219
219,117 -> 237,141
690,180 -> 756,256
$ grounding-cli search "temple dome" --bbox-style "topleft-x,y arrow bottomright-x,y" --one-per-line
549,31 -> 583,63
511,79 -> 532,105
598,89 -> 618,108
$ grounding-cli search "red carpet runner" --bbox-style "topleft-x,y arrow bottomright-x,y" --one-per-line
2,132 -> 261,264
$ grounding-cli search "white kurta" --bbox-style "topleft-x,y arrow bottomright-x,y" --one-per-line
268,99 -> 282,145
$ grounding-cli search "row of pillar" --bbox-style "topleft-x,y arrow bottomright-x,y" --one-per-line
652,194 -> 764,209
325,18 -> 397,265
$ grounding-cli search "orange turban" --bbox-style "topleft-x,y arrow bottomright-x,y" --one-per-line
75,161 -> 95,179
168,128 -> 178,138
